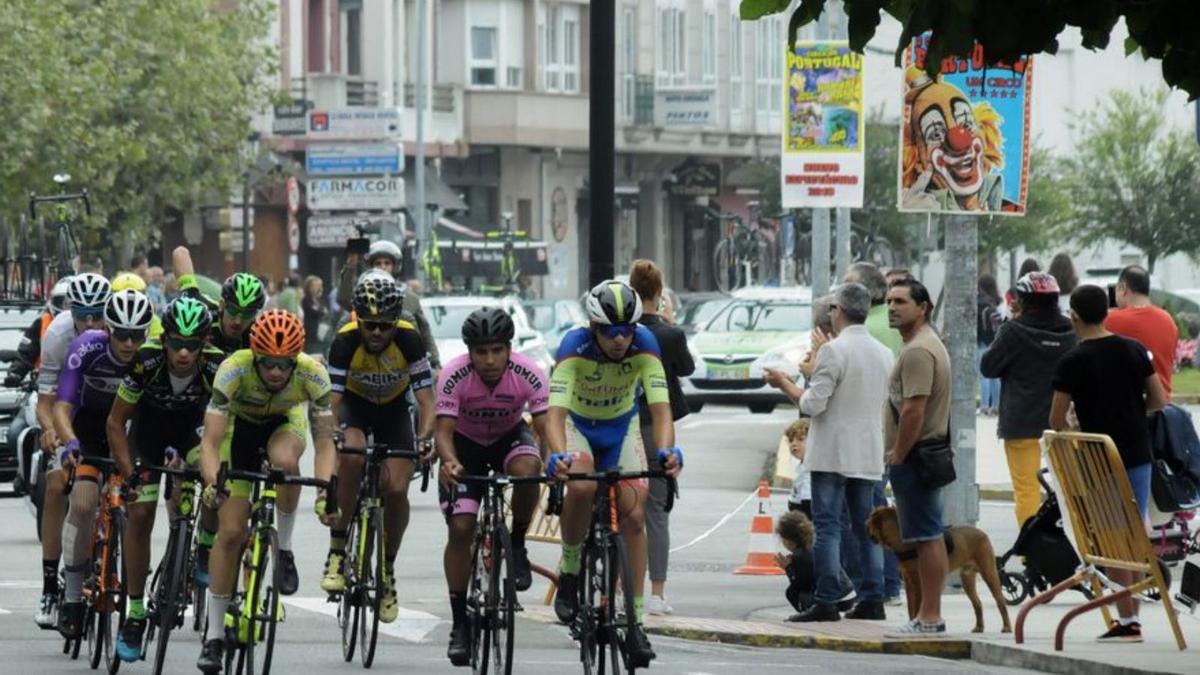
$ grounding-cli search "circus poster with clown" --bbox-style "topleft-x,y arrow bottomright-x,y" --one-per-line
899,34 -> 1033,216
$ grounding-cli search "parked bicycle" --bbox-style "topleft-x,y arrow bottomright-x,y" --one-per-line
547,469 -> 677,675
710,210 -> 775,293
212,463 -> 333,675
479,213 -> 526,298
29,172 -> 90,279
454,473 -> 554,675
333,441 -> 429,669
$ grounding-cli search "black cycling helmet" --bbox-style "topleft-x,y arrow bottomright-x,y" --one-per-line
353,272 -> 403,320
462,307 -> 515,346
585,280 -> 643,326
221,272 -> 266,312
162,296 -> 213,338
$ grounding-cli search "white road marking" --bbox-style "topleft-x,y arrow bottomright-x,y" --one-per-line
283,596 -> 444,643
0,581 -> 42,589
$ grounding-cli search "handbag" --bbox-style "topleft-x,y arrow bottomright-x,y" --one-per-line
889,401 -> 957,489
1150,459 -> 1200,512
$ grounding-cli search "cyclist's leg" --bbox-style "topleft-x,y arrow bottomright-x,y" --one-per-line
373,398 -> 417,565
205,417 -> 258,638
266,412 -> 307,552
61,464 -> 102,602
557,416 -> 597,551
501,423 -> 542,551
439,431 -> 487,644
328,425 -> 365,552
615,421 -> 651,620
41,466 -> 68,590
123,419 -> 164,612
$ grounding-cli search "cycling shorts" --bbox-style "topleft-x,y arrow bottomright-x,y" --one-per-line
48,410 -> 112,473
339,393 -> 414,449
128,413 -> 203,504
565,411 -> 647,487
220,413 -> 306,499
440,423 -> 541,518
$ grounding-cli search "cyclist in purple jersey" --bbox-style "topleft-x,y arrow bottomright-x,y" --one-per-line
434,307 -> 551,666
53,290 -> 152,639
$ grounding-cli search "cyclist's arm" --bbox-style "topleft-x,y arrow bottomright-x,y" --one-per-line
529,412 -> 552,461
36,393 -> 57,449
302,357 -> 337,484
199,410 -> 227,487
172,246 -> 195,278
434,415 -> 458,464
414,387 -> 436,440
545,355 -> 577,456
52,400 -> 77,447
107,397 -> 137,478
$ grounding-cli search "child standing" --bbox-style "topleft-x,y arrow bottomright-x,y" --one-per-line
785,419 -> 812,517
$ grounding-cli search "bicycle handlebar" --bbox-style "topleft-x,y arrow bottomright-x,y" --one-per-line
338,443 -> 431,492
545,470 -> 678,515
132,460 -> 202,502
29,190 -> 92,219
456,474 -> 556,487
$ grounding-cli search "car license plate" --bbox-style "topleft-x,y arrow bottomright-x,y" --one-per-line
711,367 -> 749,381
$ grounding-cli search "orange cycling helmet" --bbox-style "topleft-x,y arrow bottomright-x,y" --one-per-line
249,309 -> 305,358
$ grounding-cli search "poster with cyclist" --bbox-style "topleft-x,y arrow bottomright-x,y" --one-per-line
780,41 -> 865,209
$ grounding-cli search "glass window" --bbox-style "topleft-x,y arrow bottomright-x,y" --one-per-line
656,5 -> 685,87
705,301 -> 812,333
470,26 -> 498,87
729,11 -> 743,110
702,11 -> 716,84
426,304 -> 486,339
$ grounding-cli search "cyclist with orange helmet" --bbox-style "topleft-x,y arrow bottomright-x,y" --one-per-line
196,309 -> 339,673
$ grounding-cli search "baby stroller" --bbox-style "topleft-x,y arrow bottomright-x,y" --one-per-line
996,469 -> 1088,606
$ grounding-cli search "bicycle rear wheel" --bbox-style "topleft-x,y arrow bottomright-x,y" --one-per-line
712,239 -> 734,293
244,529 -> 280,675
340,516 -> 361,662
105,512 -> 126,675
153,523 -> 191,675
611,534 -> 638,675
578,541 -> 599,675
600,535 -> 624,675
86,601 -> 101,668
488,525 -> 516,675
358,508 -> 383,668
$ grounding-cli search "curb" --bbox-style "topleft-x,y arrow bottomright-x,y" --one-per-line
970,640 -> 1186,675
646,624 -> 973,659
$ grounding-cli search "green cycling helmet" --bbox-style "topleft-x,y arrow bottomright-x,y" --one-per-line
221,272 -> 266,312
162,296 -> 213,338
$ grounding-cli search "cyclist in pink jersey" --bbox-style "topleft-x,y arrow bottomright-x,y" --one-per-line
435,307 -> 550,666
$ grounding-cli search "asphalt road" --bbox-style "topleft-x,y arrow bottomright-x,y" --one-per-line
0,405 -> 1037,674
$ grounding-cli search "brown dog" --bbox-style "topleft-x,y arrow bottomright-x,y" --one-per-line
866,506 -> 1012,634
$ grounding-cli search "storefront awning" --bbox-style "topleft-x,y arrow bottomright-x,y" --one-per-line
402,166 -> 468,212
437,216 -> 483,239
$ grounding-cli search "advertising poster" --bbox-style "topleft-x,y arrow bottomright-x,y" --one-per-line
780,42 -> 864,209
898,33 -> 1033,215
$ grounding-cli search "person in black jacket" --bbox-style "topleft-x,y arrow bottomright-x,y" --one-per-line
630,259 -> 694,616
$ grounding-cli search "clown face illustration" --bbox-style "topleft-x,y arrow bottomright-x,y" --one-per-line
917,96 -> 985,197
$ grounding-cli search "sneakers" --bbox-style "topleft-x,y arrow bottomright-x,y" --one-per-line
447,623 -> 471,666
835,585 -> 857,612
793,603 -> 841,622
277,550 -> 299,596
645,594 -> 674,616
379,572 -> 399,624
197,638 -> 225,674
320,551 -> 346,594
625,624 -> 656,668
35,593 -> 58,630
885,618 -> 947,637
1096,621 -> 1143,643
513,547 -> 533,592
194,545 -> 211,587
844,601 -> 886,621
58,601 -> 85,639
554,573 -> 579,624
885,595 -> 905,607
116,616 -> 147,662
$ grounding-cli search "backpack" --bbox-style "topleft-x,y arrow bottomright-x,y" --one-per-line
976,299 -> 1001,346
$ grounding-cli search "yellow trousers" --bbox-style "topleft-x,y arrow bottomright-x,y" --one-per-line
1005,438 -> 1042,527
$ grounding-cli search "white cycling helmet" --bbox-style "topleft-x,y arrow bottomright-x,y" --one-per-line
104,289 -> 154,331
367,240 -> 403,267
49,277 -> 71,316
67,272 -> 112,309
585,280 -> 642,326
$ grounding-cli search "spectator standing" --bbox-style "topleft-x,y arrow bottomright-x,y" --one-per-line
885,267 -> 912,287
1050,285 -> 1166,643
981,272 -> 1076,527
145,266 -> 165,310
129,254 -> 149,281
1105,265 -> 1178,401
1048,253 -> 1079,315
790,283 -> 893,623
630,259 -> 694,616
1005,257 -> 1042,318
272,274 -> 302,315
302,275 -> 328,354
976,275 -> 1003,415
883,279 -> 952,636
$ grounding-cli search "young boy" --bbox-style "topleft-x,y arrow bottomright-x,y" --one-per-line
785,419 -> 812,517
775,510 -> 855,620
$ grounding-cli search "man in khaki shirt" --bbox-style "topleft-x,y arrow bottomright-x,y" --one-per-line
883,279 -> 951,637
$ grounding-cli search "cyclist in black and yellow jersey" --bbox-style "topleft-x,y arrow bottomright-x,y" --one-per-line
320,271 -> 436,623
171,246 -> 267,355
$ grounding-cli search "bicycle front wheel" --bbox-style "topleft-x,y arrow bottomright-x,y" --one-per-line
339,515 -> 360,662
106,511 -> 126,675
610,534 -> 638,675
152,522 -> 191,675
358,508 -> 383,668
244,529 -> 280,675
85,601 -> 100,668
467,521 -> 490,673
712,239 -> 734,293
577,542 -> 599,675
488,526 -> 516,675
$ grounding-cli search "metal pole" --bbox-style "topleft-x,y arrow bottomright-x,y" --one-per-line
811,208 -> 831,298
944,215 -> 979,526
414,0 -> 428,283
835,206 -> 851,279
241,175 -> 250,270
587,0 -> 615,286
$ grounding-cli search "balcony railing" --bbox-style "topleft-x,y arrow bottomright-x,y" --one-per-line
403,83 -> 458,113
290,75 -> 379,108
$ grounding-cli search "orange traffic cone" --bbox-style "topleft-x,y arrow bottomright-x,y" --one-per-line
734,481 -> 785,575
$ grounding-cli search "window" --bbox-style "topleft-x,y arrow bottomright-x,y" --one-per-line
702,9 -> 717,85
755,16 -> 782,111
470,26 -> 498,86
542,4 -> 580,93
622,8 -> 636,121
729,10 -> 743,110
344,5 -> 362,75
506,66 -> 522,88
563,15 -> 578,92
656,4 -> 685,87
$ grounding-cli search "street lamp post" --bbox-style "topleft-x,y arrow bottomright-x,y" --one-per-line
241,173 -> 250,270
587,0 -> 615,286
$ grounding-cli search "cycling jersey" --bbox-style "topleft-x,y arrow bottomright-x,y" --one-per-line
15,312 -> 52,370
436,352 -> 549,447
208,349 -> 333,423
549,326 -> 669,423
117,338 -> 225,412
37,311 -> 83,394
57,330 -> 129,414
177,273 -> 249,355
327,319 -> 432,405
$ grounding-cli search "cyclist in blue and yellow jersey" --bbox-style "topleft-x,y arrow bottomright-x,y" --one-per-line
543,280 -> 683,669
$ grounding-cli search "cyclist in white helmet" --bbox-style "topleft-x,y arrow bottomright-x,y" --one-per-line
33,272 -> 112,630
6,278 -> 71,388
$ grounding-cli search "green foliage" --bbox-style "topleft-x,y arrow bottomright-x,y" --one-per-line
741,0 -> 1200,99
0,0 -> 277,262
978,144 -> 1069,256
1058,87 -> 1200,273
858,113 -> 922,259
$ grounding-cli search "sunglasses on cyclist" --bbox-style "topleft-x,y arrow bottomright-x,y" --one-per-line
256,356 -> 297,372
595,324 -> 635,340
111,328 -> 147,344
360,320 -> 395,334
226,307 -> 258,321
165,335 -> 205,352
71,307 -> 104,321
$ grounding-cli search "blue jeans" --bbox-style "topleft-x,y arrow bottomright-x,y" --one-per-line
874,472 -> 902,598
811,472 -> 884,606
977,343 -> 1001,409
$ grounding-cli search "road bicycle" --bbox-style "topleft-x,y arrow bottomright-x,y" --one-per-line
792,219 -> 900,286
479,213 -> 526,298
710,211 -> 775,293
29,173 -> 90,279
134,453 -> 204,675
547,469 -> 677,675
212,462 -> 333,675
63,455 -> 127,674
453,473 -> 555,675
333,441 -> 429,668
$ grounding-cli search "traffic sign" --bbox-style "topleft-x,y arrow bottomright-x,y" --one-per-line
307,108 -> 401,139
287,213 -> 300,253
286,177 -> 300,214
306,143 -> 404,176
306,177 -> 406,211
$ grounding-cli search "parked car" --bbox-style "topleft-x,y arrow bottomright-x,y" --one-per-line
0,307 -> 42,496
523,298 -> 586,355
423,295 -> 555,374
681,286 -> 812,414
675,292 -> 731,336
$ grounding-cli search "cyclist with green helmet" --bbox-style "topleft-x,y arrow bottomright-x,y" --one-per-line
107,297 -> 227,661
172,246 -> 267,355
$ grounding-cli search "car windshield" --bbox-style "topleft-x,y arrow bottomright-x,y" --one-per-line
426,304 -> 491,339
527,304 -> 557,331
0,326 -> 23,351
704,301 -> 811,333
681,299 -> 729,329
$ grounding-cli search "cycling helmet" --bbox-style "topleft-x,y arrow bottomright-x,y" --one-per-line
112,271 -> 147,292
353,273 -> 403,321
366,240 -> 403,267
221,272 -> 267,312
67,272 -> 112,309
584,280 -> 642,326
249,309 -> 305,358
49,278 -> 71,316
105,290 -> 154,331
162,296 -> 212,338
462,307 -> 515,346
1015,271 -> 1060,296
